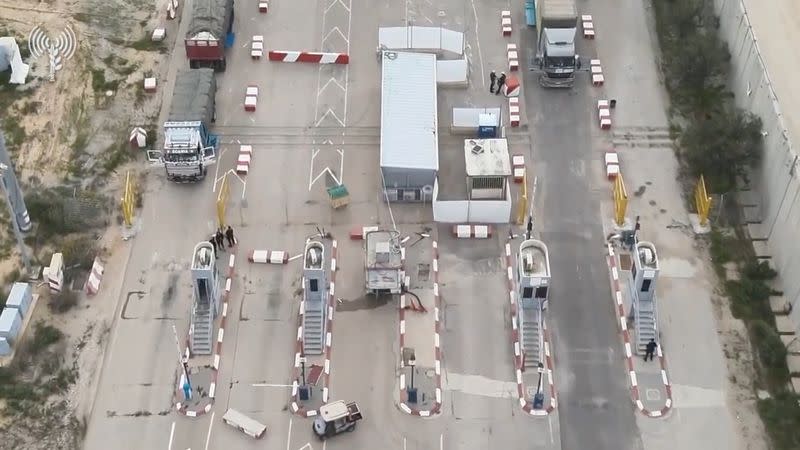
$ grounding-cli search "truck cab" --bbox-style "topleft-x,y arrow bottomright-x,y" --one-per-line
149,121 -> 217,182
534,0 -> 580,88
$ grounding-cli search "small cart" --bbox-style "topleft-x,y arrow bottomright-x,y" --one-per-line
327,184 -> 350,209
312,400 -> 363,440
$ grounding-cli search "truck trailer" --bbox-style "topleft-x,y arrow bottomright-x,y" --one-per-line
534,0 -> 580,88
185,0 -> 235,71
149,69 -> 218,182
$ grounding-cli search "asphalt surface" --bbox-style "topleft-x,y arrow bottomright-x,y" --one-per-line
81,0 -> 655,449
520,20 -> 643,450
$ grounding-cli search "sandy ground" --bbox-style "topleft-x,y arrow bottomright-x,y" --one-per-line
0,0 -> 174,448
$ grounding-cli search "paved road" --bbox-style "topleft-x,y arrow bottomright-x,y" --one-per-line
520,18 -> 643,450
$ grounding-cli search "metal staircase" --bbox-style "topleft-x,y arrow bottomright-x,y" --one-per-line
520,306 -> 542,370
190,303 -> 213,355
634,300 -> 657,355
303,302 -> 325,355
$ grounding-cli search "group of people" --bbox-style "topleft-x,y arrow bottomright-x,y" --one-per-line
209,226 -> 236,256
489,70 -> 507,95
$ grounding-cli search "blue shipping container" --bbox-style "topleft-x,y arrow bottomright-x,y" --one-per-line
6,282 -> 32,317
0,336 -> 9,356
0,308 -> 22,345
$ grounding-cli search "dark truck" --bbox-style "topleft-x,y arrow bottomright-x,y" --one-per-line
533,0 -> 580,88
147,69 -> 218,182
185,0 -> 235,71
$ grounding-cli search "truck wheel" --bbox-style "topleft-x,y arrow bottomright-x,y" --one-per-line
347,424 -> 355,432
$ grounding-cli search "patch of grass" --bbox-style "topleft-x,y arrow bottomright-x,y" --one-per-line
99,142 -> 135,175
28,323 -> 63,356
758,392 -> 800,450
129,36 -> 165,52
48,289 -> 80,313
91,68 -> 121,93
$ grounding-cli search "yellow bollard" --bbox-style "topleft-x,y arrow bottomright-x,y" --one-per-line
121,171 -> 136,227
216,173 -> 230,228
613,174 -> 628,227
516,169 -> 528,225
694,175 -> 712,226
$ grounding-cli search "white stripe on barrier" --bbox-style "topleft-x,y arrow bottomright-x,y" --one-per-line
292,381 -> 298,396
615,291 -> 623,306
229,254 -> 235,268
324,359 -> 330,374
217,328 -> 224,343
432,258 -> 438,273
665,398 -> 672,408
186,410 -> 197,417
420,410 -> 430,417
507,266 -> 513,281
434,333 -> 440,348
433,283 -> 439,297
222,302 -> 228,318
636,400 -> 644,410
661,370 -> 668,386
326,332 -> 332,347
519,398 -> 526,407
514,342 -> 520,356
294,352 -> 301,368
400,295 -> 406,309
650,410 -> 662,417
435,359 -> 441,375
400,373 -> 406,389
331,258 -> 337,272
516,369 -> 523,384
209,383 -> 216,398
297,326 -> 303,341
285,52 -> 301,62
620,317 -> 627,330
330,282 -> 335,296
320,53 -> 338,63
625,342 -> 632,357
214,354 -> 220,369
434,307 -> 440,321
322,387 -> 329,403
269,251 -> 286,264
630,371 -> 638,387
225,278 -> 232,293
611,267 -> 618,281
475,226 -> 489,238
400,320 -> 406,334
456,225 -> 470,238
307,409 -> 318,417
291,402 -> 299,412
435,388 -> 441,403
400,403 -> 412,414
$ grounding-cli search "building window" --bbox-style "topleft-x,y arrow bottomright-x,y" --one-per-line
522,287 -> 534,299
310,279 -> 319,292
641,279 -> 651,293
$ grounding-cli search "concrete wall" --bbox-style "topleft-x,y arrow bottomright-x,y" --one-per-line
432,179 -> 511,223
713,0 -> 800,326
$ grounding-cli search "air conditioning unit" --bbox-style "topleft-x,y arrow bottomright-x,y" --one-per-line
523,253 -> 535,272
402,189 -> 418,201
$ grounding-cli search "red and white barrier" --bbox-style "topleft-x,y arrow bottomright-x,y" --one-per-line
452,225 -> 492,239
582,15 -> 595,39
507,44 -> 519,72
512,153 -> 525,182
501,10 -> 512,36
84,257 -> 105,295
258,0 -> 268,13
508,97 -> 520,128
268,51 -> 349,64
605,152 -> 620,180
249,250 -> 289,265
236,144 -> 252,175
503,74 -> 521,98
144,77 -> 157,93
350,225 -> 379,240
591,59 -> 604,87
598,99 -> 612,130
251,36 -> 264,59
167,1 -> 177,20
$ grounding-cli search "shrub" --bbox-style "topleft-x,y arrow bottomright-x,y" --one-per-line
757,393 -> 800,450
750,320 -> 788,371
28,323 -> 63,355
49,289 -> 79,313
743,259 -> 778,281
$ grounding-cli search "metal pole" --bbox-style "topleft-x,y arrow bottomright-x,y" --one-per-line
0,169 -> 31,276
410,364 -> 415,389
172,324 -> 191,389
301,358 -> 307,386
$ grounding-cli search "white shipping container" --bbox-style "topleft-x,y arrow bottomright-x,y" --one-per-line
0,307 -> 22,345
0,336 -> 10,356
6,282 -> 32,316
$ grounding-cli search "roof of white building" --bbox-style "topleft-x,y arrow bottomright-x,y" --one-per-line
380,51 -> 439,171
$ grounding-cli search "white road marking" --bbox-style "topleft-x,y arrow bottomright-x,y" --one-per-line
204,411 -> 215,450
168,422 -> 175,450
403,437 -> 407,450
286,418 -> 293,450
468,0 -> 486,88
440,433 -> 444,450
548,415 -> 554,443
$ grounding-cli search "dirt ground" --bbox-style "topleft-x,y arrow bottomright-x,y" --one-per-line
0,0 -> 174,448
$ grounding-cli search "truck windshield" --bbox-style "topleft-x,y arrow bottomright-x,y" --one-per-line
163,152 -> 201,163
545,56 -> 575,68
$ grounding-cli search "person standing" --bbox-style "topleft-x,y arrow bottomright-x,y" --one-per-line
644,339 -> 657,362
208,235 -> 218,256
215,229 -> 225,252
225,226 -> 236,248
489,70 -> 497,94
496,72 -> 506,96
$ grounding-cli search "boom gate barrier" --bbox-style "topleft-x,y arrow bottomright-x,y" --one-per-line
694,175 -> 712,226
613,174 -> 628,227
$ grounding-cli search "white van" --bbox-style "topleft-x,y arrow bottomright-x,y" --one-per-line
222,408 -> 267,439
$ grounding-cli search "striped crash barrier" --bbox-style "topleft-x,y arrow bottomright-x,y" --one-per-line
249,250 -> 289,264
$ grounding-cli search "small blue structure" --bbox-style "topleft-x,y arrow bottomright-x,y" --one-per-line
525,1 -> 537,27
0,336 -> 10,356
0,307 -> 22,345
6,282 -> 32,316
